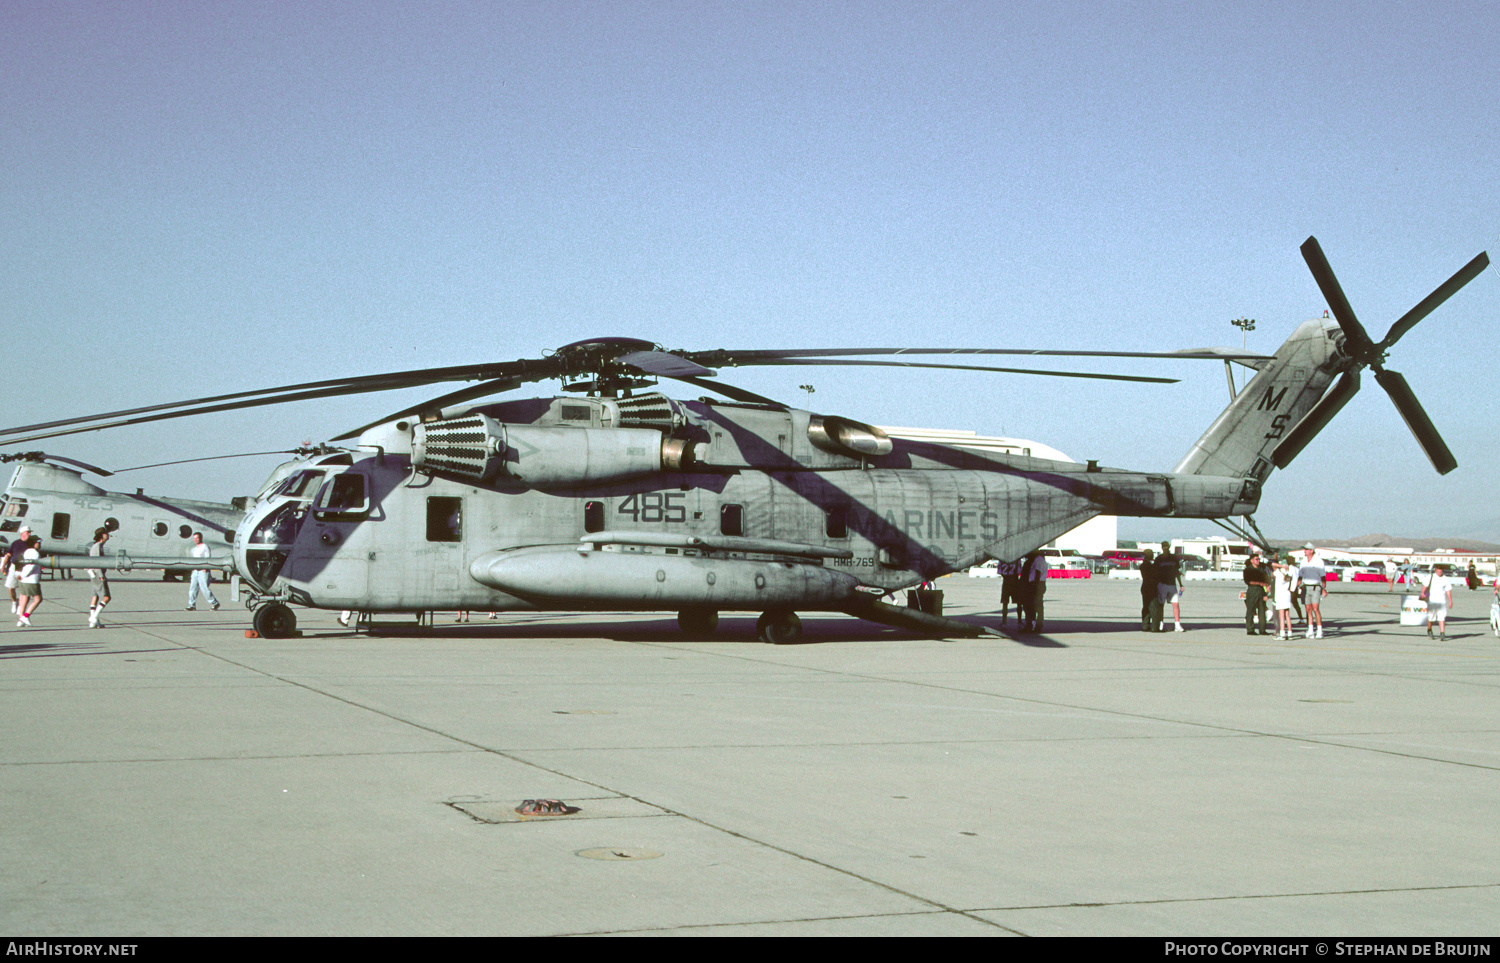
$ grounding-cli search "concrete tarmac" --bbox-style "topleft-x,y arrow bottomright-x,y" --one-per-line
3,573 -> 1498,936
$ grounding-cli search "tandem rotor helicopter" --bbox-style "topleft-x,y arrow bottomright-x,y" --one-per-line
0,452 -> 241,576
0,237 -> 1488,641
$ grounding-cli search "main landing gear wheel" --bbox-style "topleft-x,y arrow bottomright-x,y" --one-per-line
252,602 -> 297,639
677,608 -> 719,637
755,609 -> 802,645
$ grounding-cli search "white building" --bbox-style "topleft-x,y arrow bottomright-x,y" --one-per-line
879,426 -> 1117,556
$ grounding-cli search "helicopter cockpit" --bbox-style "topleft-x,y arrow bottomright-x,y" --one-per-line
237,452 -> 354,591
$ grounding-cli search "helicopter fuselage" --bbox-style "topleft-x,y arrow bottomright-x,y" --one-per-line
233,394 -> 1259,615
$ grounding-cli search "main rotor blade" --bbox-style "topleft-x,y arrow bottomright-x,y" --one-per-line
1374,368 -> 1457,475
1272,369 -> 1361,469
668,376 -> 787,407
330,377 -> 525,442
1379,250 -> 1490,352
1301,236 -> 1377,359
616,350 -> 716,378
682,346 -> 1273,364
741,358 -> 1180,384
0,360 -> 554,442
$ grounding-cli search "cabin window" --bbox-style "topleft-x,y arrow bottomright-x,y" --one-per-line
179,525 -> 192,539
584,501 -> 604,533
51,513 -> 70,541
153,522 -> 168,537
103,517 -> 119,532
2,497 -> 26,517
426,497 -> 463,543
825,506 -> 848,539
720,504 -> 743,537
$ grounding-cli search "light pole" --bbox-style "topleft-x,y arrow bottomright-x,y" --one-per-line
1228,318 -> 1256,394
798,384 -> 815,407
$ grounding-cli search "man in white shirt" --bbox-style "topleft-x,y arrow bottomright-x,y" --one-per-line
16,534 -> 42,627
1425,564 -> 1453,640
186,532 -> 220,612
1295,544 -> 1328,639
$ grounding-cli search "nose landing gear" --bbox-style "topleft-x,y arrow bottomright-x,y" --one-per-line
252,602 -> 297,639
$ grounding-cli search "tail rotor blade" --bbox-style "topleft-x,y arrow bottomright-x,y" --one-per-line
1374,368 -> 1457,475
1272,369 -> 1361,469
1301,236 -> 1377,359
1379,251 -> 1490,352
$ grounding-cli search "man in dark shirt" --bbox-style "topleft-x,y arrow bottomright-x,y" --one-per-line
1155,543 -> 1184,632
3,523 -> 33,615
1140,548 -> 1160,631
1242,549 -> 1272,635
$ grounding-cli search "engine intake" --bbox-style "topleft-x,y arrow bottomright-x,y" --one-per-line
413,414 -> 685,488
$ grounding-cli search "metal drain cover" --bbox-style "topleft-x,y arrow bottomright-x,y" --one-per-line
577,847 -> 662,861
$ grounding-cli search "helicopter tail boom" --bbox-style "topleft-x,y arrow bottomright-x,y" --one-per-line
1172,318 -> 1344,484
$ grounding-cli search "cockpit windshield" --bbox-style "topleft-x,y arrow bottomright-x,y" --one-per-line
274,470 -> 326,500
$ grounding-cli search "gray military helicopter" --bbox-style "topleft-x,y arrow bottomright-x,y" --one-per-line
0,452 -> 241,575
1,237 -> 1486,641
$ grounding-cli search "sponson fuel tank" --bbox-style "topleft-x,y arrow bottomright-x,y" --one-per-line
470,545 -> 864,608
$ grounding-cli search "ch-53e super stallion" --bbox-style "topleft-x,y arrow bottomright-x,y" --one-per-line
0,452 -> 241,576
0,237 -> 1487,641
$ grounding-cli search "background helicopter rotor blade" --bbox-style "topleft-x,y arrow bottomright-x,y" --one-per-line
1301,236 -> 1378,361
0,452 -> 115,476
113,450 -> 308,472
1272,369 -> 1361,469
1378,250 -> 1490,352
1373,368 -> 1457,475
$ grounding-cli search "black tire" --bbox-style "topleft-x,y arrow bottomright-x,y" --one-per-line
253,602 -> 297,639
755,609 -> 802,645
677,609 -> 719,637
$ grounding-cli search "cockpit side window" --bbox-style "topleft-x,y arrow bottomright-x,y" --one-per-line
313,473 -> 369,518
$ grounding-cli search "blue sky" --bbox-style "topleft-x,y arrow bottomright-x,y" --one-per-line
3,1 -> 1496,542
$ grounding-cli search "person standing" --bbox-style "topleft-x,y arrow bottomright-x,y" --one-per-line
997,558 -> 1023,629
1020,550 -> 1048,633
1467,561 -> 1480,591
1296,544 -> 1327,639
1389,557 -> 1413,593
1272,559 -> 1296,639
3,523 -> 33,615
185,532 -> 220,612
86,527 -> 111,628
1154,542 -> 1184,632
15,534 -> 42,627
1242,549 -> 1272,635
1425,564 -> 1453,640
1140,548 -> 1161,632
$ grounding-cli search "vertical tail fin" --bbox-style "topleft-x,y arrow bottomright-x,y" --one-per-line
1174,319 -> 1346,481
